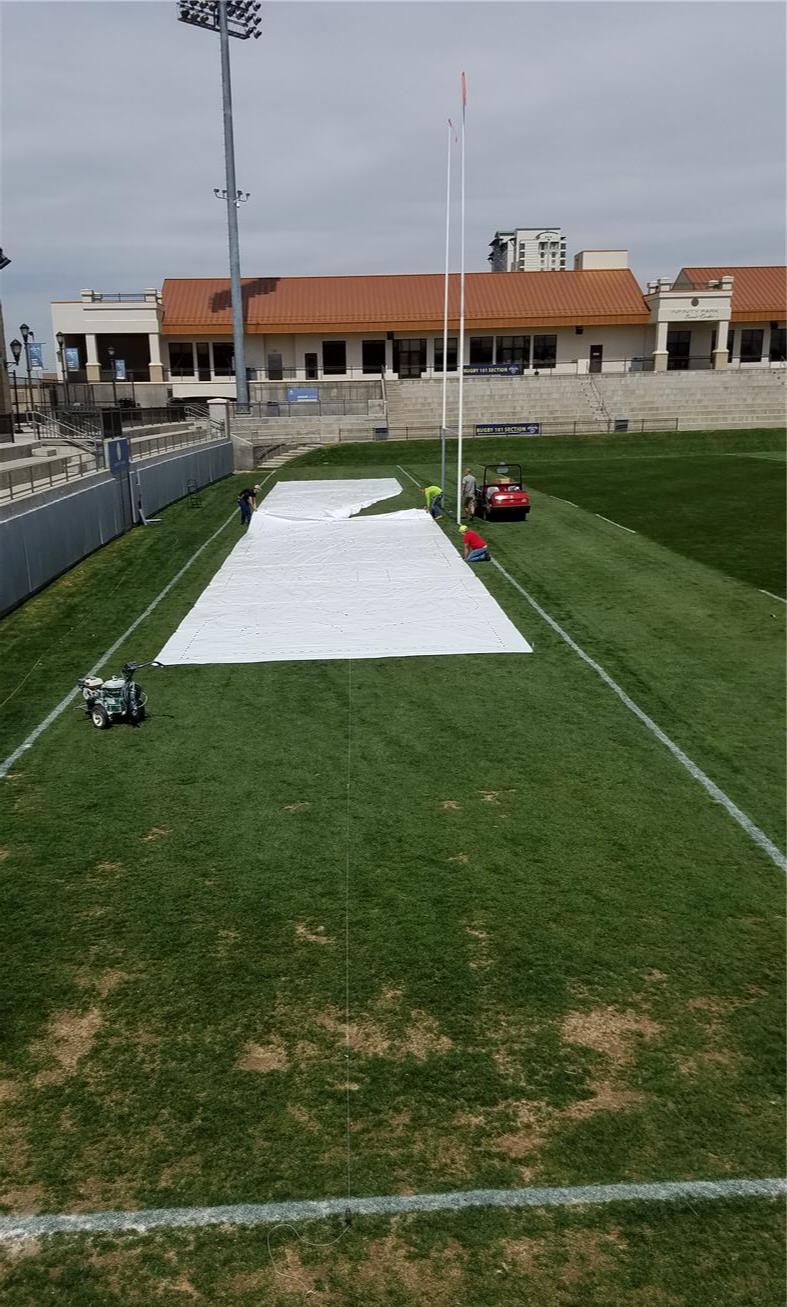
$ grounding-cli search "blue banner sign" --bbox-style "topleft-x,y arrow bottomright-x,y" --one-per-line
464,363 -> 522,376
107,437 -> 130,471
27,342 -> 44,370
114,359 -> 127,381
286,386 -> 319,403
64,347 -> 80,371
475,422 -> 541,437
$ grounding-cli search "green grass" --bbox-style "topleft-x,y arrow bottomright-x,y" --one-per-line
0,429 -> 784,1302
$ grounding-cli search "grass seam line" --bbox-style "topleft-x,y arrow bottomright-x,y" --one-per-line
0,504 -> 244,780
0,1177 -> 783,1241
491,558 -> 787,873
595,513 -> 636,534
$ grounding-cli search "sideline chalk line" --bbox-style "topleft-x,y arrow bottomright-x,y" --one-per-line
760,589 -> 787,604
0,1176 -> 783,1242
595,513 -> 636,533
0,473 -> 276,781
491,558 -> 787,873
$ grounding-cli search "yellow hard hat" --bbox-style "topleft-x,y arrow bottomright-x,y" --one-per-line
458,525 -> 468,533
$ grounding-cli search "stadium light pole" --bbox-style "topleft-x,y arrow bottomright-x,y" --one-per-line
176,0 -> 262,409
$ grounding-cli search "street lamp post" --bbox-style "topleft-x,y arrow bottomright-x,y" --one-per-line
56,330 -> 71,407
177,0 -> 261,409
19,323 -> 33,421
107,345 -> 118,408
9,338 -> 22,436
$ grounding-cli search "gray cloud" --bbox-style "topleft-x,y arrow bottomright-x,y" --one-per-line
1,0 -> 784,363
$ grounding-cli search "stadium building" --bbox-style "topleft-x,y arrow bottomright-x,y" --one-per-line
49,255 -> 786,402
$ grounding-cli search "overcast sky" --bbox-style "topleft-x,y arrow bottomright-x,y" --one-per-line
1,0 -> 785,364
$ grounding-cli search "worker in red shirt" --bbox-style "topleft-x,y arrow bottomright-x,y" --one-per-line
459,524 -> 490,562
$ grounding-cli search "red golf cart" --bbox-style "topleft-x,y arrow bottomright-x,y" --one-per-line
474,463 -> 531,521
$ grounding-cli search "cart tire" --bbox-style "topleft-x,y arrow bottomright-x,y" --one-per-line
91,705 -> 111,730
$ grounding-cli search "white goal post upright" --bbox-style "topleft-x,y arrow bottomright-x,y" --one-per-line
440,118 -> 456,498
456,72 -> 467,524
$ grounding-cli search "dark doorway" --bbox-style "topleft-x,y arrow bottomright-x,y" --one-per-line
322,341 -> 347,376
667,330 -> 691,371
394,338 -> 426,378
267,352 -> 283,381
304,352 -> 318,380
362,340 -> 386,374
589,344 -> 603,373
196,342 -> 211,382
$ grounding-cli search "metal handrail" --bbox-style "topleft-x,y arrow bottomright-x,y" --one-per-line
29,411 -> 101,455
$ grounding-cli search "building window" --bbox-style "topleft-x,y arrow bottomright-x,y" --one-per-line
497,335 -> 530,367
322,340 -> 347,375
169,342 -> 194,376
267,351 -> 283,381
434,336 -> 458,372
362,340 -> 386,374
770,327 -> 787,362
728,330 -> 735,362
212,343 -> 234,376
305,352 -> 318,380
469,337 -> 494,365
532,334 -> 557,369
740,329 -> 764,363
394,339 -> 426,378
196,342 -> 211,382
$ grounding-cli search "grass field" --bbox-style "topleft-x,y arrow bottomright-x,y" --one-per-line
0,426 -> 784,1304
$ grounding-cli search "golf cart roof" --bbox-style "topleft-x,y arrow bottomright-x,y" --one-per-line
482,462 -> 522,483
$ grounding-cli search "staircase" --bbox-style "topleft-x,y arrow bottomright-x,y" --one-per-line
257,444 -> 318,470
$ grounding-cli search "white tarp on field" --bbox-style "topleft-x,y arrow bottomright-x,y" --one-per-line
156,479 -> 532,665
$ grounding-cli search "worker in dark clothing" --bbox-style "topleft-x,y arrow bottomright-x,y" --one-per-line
237,486 -> 256,526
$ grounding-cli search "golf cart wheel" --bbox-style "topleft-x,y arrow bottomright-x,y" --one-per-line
91,704 -> 111,730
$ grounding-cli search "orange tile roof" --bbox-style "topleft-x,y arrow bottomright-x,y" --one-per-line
161,270 -> 649,335
677,267 -> 787,322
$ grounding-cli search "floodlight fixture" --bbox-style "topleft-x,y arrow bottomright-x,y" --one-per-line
9,338 -> 22,365
177,0 -> 261,39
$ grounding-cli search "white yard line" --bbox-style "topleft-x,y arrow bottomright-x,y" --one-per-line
760,589 -> 787,604
595,513 -> 636,534
0,1176 -> 783,1242
395,463 -> 421,488
550,495 -> 579,508
490,559 -> 786,873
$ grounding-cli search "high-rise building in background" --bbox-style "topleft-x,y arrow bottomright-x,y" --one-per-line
489,227 -> 567,272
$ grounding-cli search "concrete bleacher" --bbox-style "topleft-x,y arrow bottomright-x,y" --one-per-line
384,369 -> 787,434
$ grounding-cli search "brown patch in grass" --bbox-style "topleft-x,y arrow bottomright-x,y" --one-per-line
287,1104 -> 319,1133
0,1184 -> 45,1214
466,924 -> 492,971
159,1273 -> 201,1299
501,1235 -> 545,1273
295,922 -> 334,946
479,789 -> 500,803
267,1245 -> 328,1303
96,969 -> 130,999
677,1049 -> 739,1076
32,1007 -> 102,1085
0,849 -> 8,862
558,1228 -> 624,1284
283,802 -> 309,813
95,861 -> 123,875
357,1234 -> 464,1304
439,799 -> 461,810
142,826 -> 171,843
562,1006 -> 662,1065
401,1011 -> 453,1060
80,906 -> 108,920
217,928 -> 239,945
492,1100 -> 550,1159
643,969 -> 668,983
236,1038 -> 289,1073
0,1080 -> 19,1104
448,852 -> 469,863
563,1079 -> 647,1120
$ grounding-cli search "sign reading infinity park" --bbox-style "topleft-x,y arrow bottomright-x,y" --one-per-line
475,422 -> 541,437
286,386 -> 319,403
463,363 -> 522,376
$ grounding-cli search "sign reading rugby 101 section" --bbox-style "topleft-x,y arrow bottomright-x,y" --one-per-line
464,363 -> 522,376
475,422 -> 541,437
286,386 -> 319,403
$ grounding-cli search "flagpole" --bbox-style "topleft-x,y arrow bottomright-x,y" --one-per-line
440,119 -> 454,498
456,73 -> 466,524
